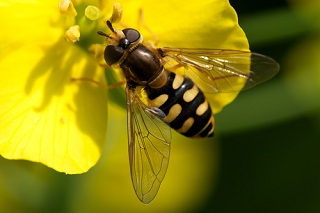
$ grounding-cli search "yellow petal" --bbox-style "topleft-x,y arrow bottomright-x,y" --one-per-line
0,40 -> 108,174
0,1 -> 63,52
115,0 -> 248,50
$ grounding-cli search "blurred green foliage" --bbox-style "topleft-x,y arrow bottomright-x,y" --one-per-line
1,0 -> 320,212
211,0 -> 320,212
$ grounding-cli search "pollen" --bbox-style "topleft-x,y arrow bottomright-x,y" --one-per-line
85,5 -> 100,21
59,0 -> 77,17
65,25 -> 80,43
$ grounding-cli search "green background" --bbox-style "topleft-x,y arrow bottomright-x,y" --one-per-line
210,0 -> 320,212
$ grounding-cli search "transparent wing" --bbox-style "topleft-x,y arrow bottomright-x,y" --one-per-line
159,48 -> 280,93
126,84 -> 171,204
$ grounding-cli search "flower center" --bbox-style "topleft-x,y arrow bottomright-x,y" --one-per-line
58,1 -> 124,66
59,0 -> 109,54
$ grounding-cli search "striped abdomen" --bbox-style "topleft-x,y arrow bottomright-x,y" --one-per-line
145,72 -> 215,137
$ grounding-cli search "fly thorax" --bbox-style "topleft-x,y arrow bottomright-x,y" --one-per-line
120,44 -> 163,85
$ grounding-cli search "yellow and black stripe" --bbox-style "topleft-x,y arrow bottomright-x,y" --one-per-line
145,72 -> 215,137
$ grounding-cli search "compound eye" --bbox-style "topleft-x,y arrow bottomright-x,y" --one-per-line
104,45 -> 124,65
122,28 -> 140,43
119,38 -> 130,49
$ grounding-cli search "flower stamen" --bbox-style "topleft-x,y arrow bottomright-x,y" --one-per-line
85,6 -> 100,21
110,2 -> 123,23
65,25 -> 80,43
59,0 -> 77,17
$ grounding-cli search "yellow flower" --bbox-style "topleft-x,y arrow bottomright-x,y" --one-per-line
0,0 -> 108,174
0,0 -> 248,179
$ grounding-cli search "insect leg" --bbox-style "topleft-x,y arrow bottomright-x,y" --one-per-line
88,44 -> 111,68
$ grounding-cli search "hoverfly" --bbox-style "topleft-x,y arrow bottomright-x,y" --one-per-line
97,10 -> 279,204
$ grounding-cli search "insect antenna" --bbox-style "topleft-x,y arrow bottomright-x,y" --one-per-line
97,30 -> 109,37
106,20 -> 115,32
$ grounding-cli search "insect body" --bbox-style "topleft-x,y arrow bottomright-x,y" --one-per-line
145,72 -> 215,137
98,20 -> 279,204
